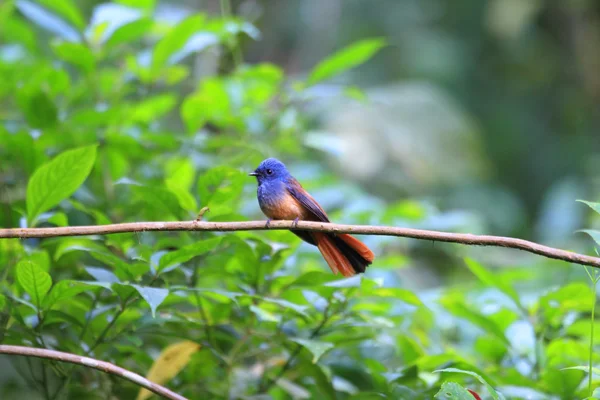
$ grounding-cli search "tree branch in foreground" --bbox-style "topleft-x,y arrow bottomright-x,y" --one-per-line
0,219 -> 598,268
0,345 -> 187,400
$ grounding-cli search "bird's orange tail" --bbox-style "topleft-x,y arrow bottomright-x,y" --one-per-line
313,232 -> 374,277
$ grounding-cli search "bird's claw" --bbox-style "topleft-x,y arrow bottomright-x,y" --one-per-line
265,219 -> 272,228
291,218 -> 300,229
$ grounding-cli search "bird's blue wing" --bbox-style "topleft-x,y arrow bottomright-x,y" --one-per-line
286,178 -> 330,222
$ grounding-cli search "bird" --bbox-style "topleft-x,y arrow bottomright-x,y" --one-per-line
249,158 -> 374,276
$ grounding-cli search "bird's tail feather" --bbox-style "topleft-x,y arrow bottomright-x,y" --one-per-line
313,232 -> 374,277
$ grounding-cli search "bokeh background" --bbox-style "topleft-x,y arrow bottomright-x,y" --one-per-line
1,0 -> 600,399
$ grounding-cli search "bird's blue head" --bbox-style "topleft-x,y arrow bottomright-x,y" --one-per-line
249,158 -> 290,184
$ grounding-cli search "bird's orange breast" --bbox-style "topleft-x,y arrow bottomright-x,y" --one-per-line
260,192 -> 311,220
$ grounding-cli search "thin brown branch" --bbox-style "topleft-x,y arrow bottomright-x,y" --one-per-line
0,220 -> 598,268
0,345 -> 187,400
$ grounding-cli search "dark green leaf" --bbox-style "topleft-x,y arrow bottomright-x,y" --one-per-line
19,91 -> 58,129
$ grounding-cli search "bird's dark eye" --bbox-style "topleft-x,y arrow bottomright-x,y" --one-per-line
266,169 -> 273,175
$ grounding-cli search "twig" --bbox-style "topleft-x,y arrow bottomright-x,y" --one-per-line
0,220 -> 598,268
0,345 -> 187,400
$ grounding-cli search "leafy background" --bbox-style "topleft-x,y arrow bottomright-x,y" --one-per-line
1,0 -> 600,399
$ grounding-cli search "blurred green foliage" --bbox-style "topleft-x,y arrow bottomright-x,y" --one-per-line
1,1 -> 600,399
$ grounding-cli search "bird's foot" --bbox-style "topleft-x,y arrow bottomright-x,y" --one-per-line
265,218 -> 272,228
291,217 -> 300,229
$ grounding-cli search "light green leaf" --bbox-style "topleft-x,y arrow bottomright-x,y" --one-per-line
132,285 -> 169,318
290,338 -> 334,363
367,288 -> 423,306
435,382 -> 478,399
562,366 -> 600,376
165,158 -> 195,191
257,297 -> 309,318
0,294 -> 6,310
85,267 -> 121,283
435,368 -> 503,400
249,305 -> 280,322
181,78 -> 230,132
197,166 -> 245,217
52,41 -> 95,73
116,0 -> 156,11
16,260 -> 52,308
579,230 -> 600,247
578,200 -> 600,215
158,237 -> 222,272
152,15 -> 205,71
26,145 -> 97,224
440,297 -> 508,344
105,18 -> 153,49
464,258 -> 521,308
37,0 -> 85,30
307,38 -> 386,86
167,186 -> 197,212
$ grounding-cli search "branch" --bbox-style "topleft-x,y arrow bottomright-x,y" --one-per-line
0,345 -> 187,400
0,219 -> 598,268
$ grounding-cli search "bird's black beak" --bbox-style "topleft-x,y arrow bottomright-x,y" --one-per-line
248,171 -> 258,177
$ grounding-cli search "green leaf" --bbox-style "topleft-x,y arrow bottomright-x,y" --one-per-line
307,38 -> 386,86
464,258 -> 521,308
37,0 -> 85,30
26,145 -> 97,224
181,78 -> 231,132
440,297 -> 508,344
366,287 -> 423,306
132,285 -> 169,318
152,15 -> 205,71
562,366 -> 600,376
19,91 -> 58,129
43,280 -> 98,309
257,297 -> 309,318
105,18 -> 153,49
197,166 -> 245,217
0,294 -> 6,310
579,230 -> 600,247
435,368 -> 503,400
249,305 -> 280,322
435,382 -> 478,399
158,237 -> 222,272
290,338 -> 334,363
116,0 -> 156,11
52,41 -> 95,73
578,200 -> 600,215
16,260 -> 52,309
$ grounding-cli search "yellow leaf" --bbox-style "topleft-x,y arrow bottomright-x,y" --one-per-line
137,340 -> 201,400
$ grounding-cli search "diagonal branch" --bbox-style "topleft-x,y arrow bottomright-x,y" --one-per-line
0,345 -> 187,400
0,219 -> 598,268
